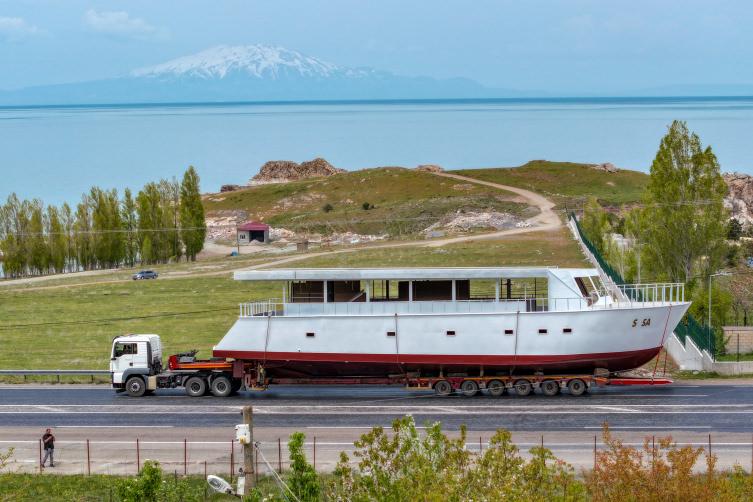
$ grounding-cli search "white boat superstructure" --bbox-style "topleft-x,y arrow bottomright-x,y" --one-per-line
213,267 -> 690,377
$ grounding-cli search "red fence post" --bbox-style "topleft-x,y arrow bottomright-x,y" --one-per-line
183,439 -> 187,476
136,438 -> 140,474
86,439 -> 91,476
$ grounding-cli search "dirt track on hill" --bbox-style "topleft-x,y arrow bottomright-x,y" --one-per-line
0,172 -> 562,291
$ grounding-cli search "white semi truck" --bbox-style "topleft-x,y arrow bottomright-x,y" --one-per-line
109,334 -> 672,398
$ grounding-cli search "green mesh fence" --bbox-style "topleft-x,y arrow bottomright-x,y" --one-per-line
569,213 -> 715,358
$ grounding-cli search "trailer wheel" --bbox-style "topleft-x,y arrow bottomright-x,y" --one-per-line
185,376 -> 207,397
125,377 -> 146,397
513,379 -> 533,396
567,378 -> 587,396
210,375 -> 233,398
460,380 -> 479,397
540,379 -> 560,397
487,379 -> 505,397
434,380 -> 453,396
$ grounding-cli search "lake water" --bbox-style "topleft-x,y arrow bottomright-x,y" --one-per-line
1,97 -> 752,205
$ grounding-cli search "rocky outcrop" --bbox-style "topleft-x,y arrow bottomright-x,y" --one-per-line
591,162 -> 619,173
220,184 -> 242,192
724,172 -> 753,225
416,164 -> 444,173
249,157 -> 345,185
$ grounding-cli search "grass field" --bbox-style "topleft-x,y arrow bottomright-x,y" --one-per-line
0,230 -> 586,370
203,167 -> 534,236
0,473 -> 247,501
284,229 -> 587,269
457,160 -> 649,208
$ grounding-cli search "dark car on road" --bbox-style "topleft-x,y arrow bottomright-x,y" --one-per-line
132,270 -> 158,280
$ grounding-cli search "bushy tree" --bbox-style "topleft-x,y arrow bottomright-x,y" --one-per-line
330,415 -> 583,501
642,120 -> 728,283
287,432 -> 320,502
580,196 -> 611,253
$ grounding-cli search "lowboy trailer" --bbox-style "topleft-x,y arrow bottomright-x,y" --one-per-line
110,334 -> 671,398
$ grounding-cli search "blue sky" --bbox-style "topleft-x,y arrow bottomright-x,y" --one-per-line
1,0 -> 752,93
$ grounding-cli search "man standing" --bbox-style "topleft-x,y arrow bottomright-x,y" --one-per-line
41,428 -> 55,468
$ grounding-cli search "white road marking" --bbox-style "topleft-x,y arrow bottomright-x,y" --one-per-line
55,425 -> 174,428
582,425 -> 712,429
596,406 -> 639,413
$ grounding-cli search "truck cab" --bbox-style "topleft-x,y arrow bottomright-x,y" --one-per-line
110,334 -> 162,396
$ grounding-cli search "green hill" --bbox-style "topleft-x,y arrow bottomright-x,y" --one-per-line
203,167 -> 535,237
456,161 -> 649,208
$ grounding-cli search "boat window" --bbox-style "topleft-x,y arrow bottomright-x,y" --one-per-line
504,329 -> 514,335
305,332 -> 315,337
446,330 -> 456,336
538,329 -> 548,335
113,342 -> 137,357
563,328 -> 573,334
386,331 -> 396,337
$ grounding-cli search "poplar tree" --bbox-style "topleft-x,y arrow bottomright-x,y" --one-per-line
47,205 -> 67,273
121,188 -> 138,267
28,201 -> 48,275
136,183 -> 162,264
642,120 -> 728,283
180,166 -> 206,261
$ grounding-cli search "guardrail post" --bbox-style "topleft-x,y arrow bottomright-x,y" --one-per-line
86,439 -> 91,475
136,438 -> 140,474
184,438 -> 187,476
313,436 -> 316,471
278,438 -> 282,472
38,439 -> 42,473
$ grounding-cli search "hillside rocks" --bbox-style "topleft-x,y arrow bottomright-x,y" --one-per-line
725,173 -> 753,224
220,184 -> 242,192
423,210 -> 524,235
591,162 -> 619,173
249,157 -> 345,184
416,164 -> 444,173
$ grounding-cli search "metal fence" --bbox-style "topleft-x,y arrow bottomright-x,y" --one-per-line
0,370 -> 109,383
569,212 -> 715,357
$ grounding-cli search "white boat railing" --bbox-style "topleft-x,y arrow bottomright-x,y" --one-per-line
238,282 -> 686,317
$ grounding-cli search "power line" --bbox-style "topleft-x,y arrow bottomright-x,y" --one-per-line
0,306 -> 237,331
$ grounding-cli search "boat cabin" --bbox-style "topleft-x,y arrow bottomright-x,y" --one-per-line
233,267 -> 623,316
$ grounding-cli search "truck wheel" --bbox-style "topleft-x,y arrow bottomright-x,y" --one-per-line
541,379 -> 560,396
487,379 -> 505,397
567,378 -> 587,396
513,379 -> 532,396
434,380 -> 453,396
210,376 -> 233,397
460,380 -> 479,397
185,377 -> 207,397
125,377 -> 146,397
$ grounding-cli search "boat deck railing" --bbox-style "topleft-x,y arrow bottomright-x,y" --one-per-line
239,282 -> 685,317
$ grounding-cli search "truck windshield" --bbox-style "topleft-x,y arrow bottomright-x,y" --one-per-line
113,342 -> 138,357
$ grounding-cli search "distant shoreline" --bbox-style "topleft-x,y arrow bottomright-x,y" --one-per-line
2,94 -> 753,111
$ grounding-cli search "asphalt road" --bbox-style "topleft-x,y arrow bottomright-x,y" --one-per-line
2,383 -> 753,431
3,383 -> 753,474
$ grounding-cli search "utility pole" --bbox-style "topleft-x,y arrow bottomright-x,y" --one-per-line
241,406 -> 255,495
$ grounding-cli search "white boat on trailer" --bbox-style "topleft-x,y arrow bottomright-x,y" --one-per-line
214,267 -> 690,390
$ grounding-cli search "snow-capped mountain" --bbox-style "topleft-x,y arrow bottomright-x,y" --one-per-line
132,45 -> 348,80
0,44 -> 512,105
